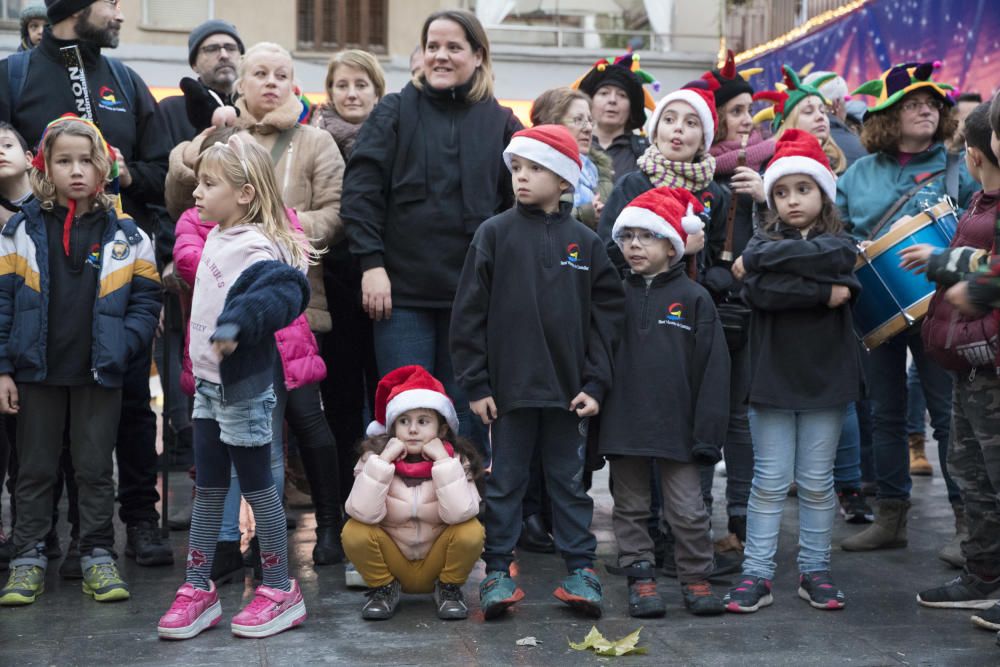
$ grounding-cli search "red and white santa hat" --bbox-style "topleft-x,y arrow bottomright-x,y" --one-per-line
366,365 -> 459,438
611,187 -> 705,263
503,124 -> 583,192
763,128 -> 838,209
644,83 -> 718,151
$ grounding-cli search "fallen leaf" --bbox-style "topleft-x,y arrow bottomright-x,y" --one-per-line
569,626 -> 647,657
516,636 -> 542,647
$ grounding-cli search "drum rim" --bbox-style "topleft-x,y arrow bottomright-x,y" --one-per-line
860,201 -> 956,261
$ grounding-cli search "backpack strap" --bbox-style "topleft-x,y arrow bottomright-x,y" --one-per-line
105,56 -> 136,112
6,51 -> 31,113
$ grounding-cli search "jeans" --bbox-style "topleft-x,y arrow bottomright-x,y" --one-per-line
868,329 -> 959,502
743,405 -> 845,580
905,361 -> 927,435
833,403 -> 862,491
115,342 -> 161,525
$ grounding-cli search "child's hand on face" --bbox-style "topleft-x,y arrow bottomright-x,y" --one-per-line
570,391 -> 599,417
380,437 -> 407,462
828,284 -> 852,308
422,438 -> 449,462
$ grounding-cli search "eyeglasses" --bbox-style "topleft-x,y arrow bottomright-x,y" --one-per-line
200,43 -> 241,56
900,98 -> 944,113
613,229 -> 668,247
565,115 -> 593,129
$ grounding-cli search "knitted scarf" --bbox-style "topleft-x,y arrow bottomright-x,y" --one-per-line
394,441 -> 455,479
710,130 -> 776,176
637,145 -> 717,192
312,104 -> 363,160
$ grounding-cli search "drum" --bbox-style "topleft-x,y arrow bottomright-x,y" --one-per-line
853,200 -> 958,349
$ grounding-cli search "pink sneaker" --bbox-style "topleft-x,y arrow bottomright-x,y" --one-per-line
231,579 -> 306,638
157,582 -> 222,640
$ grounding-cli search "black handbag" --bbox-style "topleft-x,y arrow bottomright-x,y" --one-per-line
717,300 -> 752,351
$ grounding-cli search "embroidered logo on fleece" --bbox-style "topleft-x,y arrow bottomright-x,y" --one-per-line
110,240 -> 129,260
659,302 -> 692,331
85,243 -> 101,270
98,86 -> 126,113
561,242 -> 590,271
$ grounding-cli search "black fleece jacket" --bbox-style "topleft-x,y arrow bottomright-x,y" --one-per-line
449,202 -> 624,413
741,227 -> 866,409
598,263 -> 730,464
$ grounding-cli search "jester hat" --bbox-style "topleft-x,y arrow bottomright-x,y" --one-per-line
752,65 -> 835,131
852,61 -> 954,114
32,113 -> 122,256
573,52 -> 659,132
701,49 -> 763,109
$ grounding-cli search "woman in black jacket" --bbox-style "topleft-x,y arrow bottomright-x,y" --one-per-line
341,9 -> 522,442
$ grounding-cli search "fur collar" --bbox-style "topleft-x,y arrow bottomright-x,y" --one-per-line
235,93 -> 302,134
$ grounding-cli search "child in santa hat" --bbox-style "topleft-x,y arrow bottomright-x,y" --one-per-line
450,124 -> 624,619
601,187 -> 731,618
724,129 -> 864,614
341,365 -> 484,621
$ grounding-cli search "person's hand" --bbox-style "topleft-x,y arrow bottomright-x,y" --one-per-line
731,256 -> 746,280
570,391 -> 599,417
380,437 -> 407,462
898,243 -> 936,274
945,281 -> 984,317
858,240 -> 874,251
828,284 -> 852,308
361,267 -> 392,321
212,105 -> 238,127
731,167 -> 765,203
470,396 -> 498,425
592,193 -> 604,218
111,147 -> 132,188
0,374 -> 18,414
684,229 -> 705,255
182,128 -> 213,167
422,437 -> 449,462
212,339 -> 238,359
161,261 -> 189,294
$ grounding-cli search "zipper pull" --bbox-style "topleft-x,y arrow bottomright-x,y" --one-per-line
969,367 -> 977,382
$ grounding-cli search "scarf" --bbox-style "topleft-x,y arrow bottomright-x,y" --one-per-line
393,441 -> 456,479
574,153 -> 600,208
710,130 -> 775,176
313,104 -> 363,159
637,145 -> 717,192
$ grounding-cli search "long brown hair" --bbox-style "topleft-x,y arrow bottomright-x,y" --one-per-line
762,189 -> 844,239
412,9 -> 494,103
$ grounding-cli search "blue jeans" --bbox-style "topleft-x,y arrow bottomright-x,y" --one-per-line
868,329 -> 959,502
372,306 -> 486,457
905,360 -> 927,434
743,405 -> 845,580
833,403 -> 861,490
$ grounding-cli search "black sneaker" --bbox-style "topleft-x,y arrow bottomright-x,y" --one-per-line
58,538 -> 82,579
626,561 -> 665,618
210,540 -> 245,586
724,575 -> 774,613
362,580 -> 401,620
434,580 -> 469,620
917,573 -> 1000,609
972,601 -> 1000,631
798,571 -> 846,610
838,489 -> 874,524
681,580 -> 725,616
125,522 -> 174,566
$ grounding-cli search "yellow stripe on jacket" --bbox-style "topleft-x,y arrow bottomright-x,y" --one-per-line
0,251 -> 41,293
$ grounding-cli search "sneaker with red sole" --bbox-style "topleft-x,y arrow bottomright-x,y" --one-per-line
231,579 -> 307,638
157,582 -> 222,640
798,571 -> 846,610
479,571 -> 525,620
724,575 -> 774,613
553,567 -> 603,618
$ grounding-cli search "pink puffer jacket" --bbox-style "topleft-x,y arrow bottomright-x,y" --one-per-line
345,452 -> 481,561
174,207 -> 326,396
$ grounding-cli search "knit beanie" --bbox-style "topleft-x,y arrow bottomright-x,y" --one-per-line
188,19 -> 245,67
645,82 -> 718,151
611,187 -> 705,263
21,4 -> 48,25
763,128 -> 837,209
575,52 -> 659,132
701,50 -> 760,110
366,366 -> 459,438
503,124 -> 583,192
45,0 -> 94,24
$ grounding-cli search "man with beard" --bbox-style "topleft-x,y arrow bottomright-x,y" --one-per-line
0,0 -> 174,574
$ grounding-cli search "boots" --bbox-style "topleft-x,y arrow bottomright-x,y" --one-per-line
298,446 -> 344,565
841,498 -> 910,551
938,503 -> 968,569
909,433 -> 933,476
518,514 -> 555,553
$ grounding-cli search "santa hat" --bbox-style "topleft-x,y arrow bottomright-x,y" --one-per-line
763,129 -> 837,209
366,365 -> 459,438
611,187 -> 705,263
503,125 -> 582,192
644,82 -> 717,151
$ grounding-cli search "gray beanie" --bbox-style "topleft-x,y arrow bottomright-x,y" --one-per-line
188,20 -> 245,67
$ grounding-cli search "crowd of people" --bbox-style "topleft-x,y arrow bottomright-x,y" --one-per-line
0,0 -> 997,650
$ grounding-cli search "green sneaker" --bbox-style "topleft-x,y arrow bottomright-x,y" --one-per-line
0,562 -> 46,605
82,551 -> 130,602
479,571 -> 524,620
553,567 -> 603,618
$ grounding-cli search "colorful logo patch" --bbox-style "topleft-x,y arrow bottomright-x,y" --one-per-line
667,302 -> 684,321
98,86 -> 126,112
566,243 -> 580,263
110,240 -> 129,260
85,243 -> 101,269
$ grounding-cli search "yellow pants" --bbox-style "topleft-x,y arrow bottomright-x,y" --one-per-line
341,518 -> 485,594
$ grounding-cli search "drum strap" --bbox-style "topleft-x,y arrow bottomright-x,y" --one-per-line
868,153 -> 963,240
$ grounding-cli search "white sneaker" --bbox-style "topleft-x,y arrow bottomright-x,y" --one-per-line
344,562 -> 366,589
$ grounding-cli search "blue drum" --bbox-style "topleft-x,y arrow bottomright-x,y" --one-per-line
853,200 -> 957,349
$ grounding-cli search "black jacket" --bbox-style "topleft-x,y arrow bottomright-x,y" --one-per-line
599,263 -> 730,464
741,227 -> 865,409
594,133 -> 649,182
450,202 -> 624,412
342,81 -> 522,308
830,116 -> 867,169
0,29 -> 171,239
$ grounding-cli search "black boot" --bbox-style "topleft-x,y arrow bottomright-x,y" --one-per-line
518,513 -> 555,553
298,446 -> 344,565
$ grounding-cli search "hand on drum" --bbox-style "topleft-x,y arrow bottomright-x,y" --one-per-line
945,281 -> 984,317
898,243 -> 936,274
730,167 -> 766,203
362,267 -> 393,321
828,285 -> 852,308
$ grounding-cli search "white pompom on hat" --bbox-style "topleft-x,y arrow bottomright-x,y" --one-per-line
763,128 -> 838,209
611,187 -> 705,263
366,365 -> 459,438
503,124 -> 583,192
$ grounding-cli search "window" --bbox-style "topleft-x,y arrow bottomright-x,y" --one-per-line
297,0 -> 387,52
2,0 -> 27,24
142,0 -> 213,31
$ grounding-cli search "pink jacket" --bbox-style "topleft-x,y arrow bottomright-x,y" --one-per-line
174,207 -> 326,395
345,452 -> 481,561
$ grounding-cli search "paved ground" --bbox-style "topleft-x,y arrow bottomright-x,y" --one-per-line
1,460 -> 998,666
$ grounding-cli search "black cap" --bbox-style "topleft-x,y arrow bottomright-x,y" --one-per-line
188,19 -> 244,67
45,0 -> 94,25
